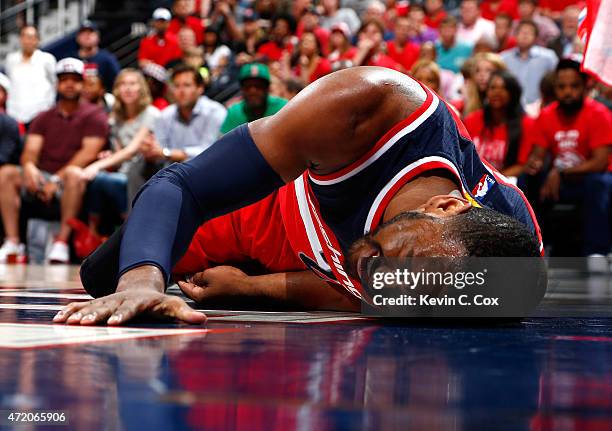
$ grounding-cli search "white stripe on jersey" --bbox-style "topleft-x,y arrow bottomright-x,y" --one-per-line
364,156 -> 467,234
309,91 -> 440,186
294,175 -> 331,271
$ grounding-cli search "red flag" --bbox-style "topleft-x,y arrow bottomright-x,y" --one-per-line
579,0 -> 612,85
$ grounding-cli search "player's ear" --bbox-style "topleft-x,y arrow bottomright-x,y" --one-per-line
419,195 -> 472,218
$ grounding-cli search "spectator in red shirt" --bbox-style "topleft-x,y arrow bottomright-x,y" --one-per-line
327,22 -> 358,67
353,19 -> 401,70
424,0 -> 447,29
138,8 -> 183,69
480,0 -> 519,21
297,7 -> 330,56
387,15 -> 420,73
0,58 -> 108,263
526,59 -> 612,258
494,13 -> 517,53
290,32 -> 332,84
464,71 -> 533,177
167,0 -> 205,45
539,0 -> 582,21
256,14 -> 297,63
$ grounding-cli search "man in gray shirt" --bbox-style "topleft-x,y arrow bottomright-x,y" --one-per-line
319,0 -> 361,36
501,19 -> 558,105
142,64 -> 226,165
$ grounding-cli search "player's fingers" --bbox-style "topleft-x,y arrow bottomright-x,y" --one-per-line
53,300 -> 91,322
65,301 -> 112,325
106,299 -> 144,326
74,301 -> 120,325
177,280 -> 207,302
151,296 -> 207,324
167,299 -> 207,324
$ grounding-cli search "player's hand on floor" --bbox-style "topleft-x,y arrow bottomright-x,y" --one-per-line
52,289 -> 207,326
177,266 -> 249,303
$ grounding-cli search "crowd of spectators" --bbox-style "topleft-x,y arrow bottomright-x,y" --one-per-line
0,0 -> 611,268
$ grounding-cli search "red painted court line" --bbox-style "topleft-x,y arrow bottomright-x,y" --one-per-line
553,335 -> 612,343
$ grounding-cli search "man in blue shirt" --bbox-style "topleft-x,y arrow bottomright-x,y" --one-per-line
148,65 -> 227,162
501,19 -> 558,105
65,21 -> 121,92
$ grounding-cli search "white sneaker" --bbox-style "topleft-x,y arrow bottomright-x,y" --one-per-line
47,240 -> 70,264
587,254 -> 608,273
0,240 -> 21,263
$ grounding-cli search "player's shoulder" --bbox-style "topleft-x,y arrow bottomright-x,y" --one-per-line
312,67 -> 426,109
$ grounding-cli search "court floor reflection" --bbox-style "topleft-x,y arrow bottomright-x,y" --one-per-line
1,266 -> 612,430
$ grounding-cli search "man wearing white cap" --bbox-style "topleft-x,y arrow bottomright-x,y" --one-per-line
5,25 -> 56,127
0,58 -> 108,263
138,8 -> 183,69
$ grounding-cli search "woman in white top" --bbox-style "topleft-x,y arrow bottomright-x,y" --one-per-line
81,68 -> 160,234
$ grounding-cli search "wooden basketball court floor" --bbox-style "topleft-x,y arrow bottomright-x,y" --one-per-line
1,263 -> 612,430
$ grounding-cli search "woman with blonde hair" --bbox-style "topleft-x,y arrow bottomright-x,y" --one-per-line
460,52 -> 506,116
75,68 -> 160,245
410,60 -> 442,94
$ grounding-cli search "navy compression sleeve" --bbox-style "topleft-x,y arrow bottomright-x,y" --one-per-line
119,124 -> 284,283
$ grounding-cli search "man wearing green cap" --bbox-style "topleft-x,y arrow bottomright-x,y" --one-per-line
220,63 -> 287,134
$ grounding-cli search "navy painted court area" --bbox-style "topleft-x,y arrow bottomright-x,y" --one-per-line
0,265 -> 611,430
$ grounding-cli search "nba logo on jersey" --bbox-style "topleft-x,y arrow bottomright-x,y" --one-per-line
472,174 -> 495,198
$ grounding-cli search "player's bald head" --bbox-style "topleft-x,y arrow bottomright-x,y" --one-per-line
347,205 -> 540,277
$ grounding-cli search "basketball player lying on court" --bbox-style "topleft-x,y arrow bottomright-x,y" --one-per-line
54,67 -> 542,326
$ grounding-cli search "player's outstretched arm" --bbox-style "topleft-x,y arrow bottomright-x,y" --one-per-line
177,266 -> 360,312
